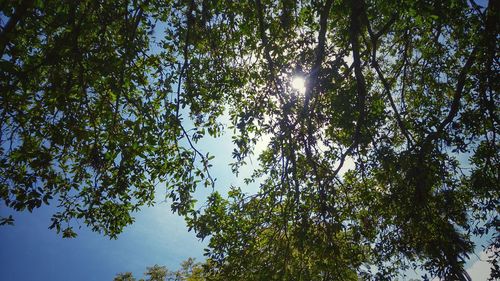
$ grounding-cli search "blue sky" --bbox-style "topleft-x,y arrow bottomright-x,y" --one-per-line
0,201 -> 203,281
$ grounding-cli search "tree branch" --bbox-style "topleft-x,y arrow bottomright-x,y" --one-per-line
300,0 -> 334,217
360,7 -> 414,147
302,0 -> 334,115
422,46 -> 478,148
349,0 -> 368,147
331,0 -> 368,179
254,0 -> 285,104
0,0 -> 34,58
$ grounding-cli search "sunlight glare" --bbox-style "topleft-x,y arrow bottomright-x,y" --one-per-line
291,76 -> 306,94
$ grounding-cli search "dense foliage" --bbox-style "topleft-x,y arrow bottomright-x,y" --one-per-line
1,0 -> 498,280
0,0 -> 214,237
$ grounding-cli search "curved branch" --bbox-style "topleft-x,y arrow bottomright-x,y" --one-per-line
176,0 -> 196,119
331,0 -> 367,179
361,8 -> 414,146
302,0 -> 334,115
370,48 -> 414,146
300,0 -> 334,215
422,46 -> 478,148
254,0 -> 285,103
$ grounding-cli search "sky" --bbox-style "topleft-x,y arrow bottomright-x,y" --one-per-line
0,200 -> 203,281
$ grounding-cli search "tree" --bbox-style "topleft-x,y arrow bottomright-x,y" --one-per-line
1,0 -> 499,280
144,265 -> 168,281
114,272 -> 136,281
183,0 -> 499,279
114,259 -> 205,281
0,0 -> 213,238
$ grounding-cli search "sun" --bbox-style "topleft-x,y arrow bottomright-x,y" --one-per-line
291,76 -> 306,94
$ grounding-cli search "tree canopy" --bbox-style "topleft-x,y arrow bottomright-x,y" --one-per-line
114,258 -> 205,281
1,0 -> 498,280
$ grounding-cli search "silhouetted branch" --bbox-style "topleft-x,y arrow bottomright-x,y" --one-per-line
422,46 -> 478,148
0,0 -> 34,57
361,8 -> 414,147
332,0 -> 367,179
